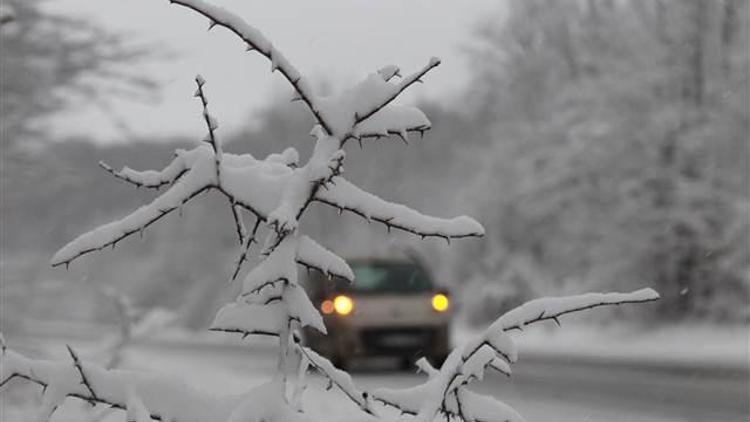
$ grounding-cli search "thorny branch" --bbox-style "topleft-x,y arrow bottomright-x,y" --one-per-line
194,74 -> 223,183
168,0 -> 335,136
66,345 -> 99,405
292,337 -> 375,416
347,57 -> 441,140
230,217 -> 262,282
230,201 -> 248,245
98,161 -> 187,190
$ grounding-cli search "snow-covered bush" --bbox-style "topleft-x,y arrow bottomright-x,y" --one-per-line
0,1 -> 659,421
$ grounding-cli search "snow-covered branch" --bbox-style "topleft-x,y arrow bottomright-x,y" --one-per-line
315,177 -> 485,241
349,57 -> 440,132
98,157 -> 187,189
51,147 -> 217,268
168,0 -> 335,136
351,105 -> 431,145
229,217 -> 261,282
295,343 -> 375,415
194,74 -> 223,182
296,235 -> 354,282
1,347 -> 245,422
495,288 -> 660,332
373,289 -> 659,422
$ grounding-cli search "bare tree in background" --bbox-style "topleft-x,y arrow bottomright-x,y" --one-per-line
0,0 -> 155,144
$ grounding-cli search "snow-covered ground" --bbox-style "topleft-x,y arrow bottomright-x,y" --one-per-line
455,321 -> 750,369
3,322 -> 747,421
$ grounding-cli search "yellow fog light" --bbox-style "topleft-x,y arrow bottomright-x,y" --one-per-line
432,293 -> 449,312
333,295 -> 354,316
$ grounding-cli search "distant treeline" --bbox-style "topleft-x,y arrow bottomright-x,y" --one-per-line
2,0 -> 747,326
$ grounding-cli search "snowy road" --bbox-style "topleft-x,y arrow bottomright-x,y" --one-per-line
124,340 -> 747,422
5,333 -> 746,422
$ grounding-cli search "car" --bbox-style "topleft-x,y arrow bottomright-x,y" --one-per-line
303,257 -> 451,370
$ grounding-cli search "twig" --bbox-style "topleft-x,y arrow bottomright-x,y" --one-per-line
169,0 -> 335,136
230,217 -> 262,282
66,345 -> 99,406
194,75 -> 222,182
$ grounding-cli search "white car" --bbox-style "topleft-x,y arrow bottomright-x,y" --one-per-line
303,258 -> 451,370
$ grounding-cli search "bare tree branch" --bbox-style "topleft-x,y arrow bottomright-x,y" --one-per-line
194,74 -> 222,182
350,57 -> 441,133
168,0 -> 335,136
98,160 -> 187,189
66,345 -> 99,405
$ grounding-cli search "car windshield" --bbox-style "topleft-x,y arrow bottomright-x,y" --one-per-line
344,262 -> 433,293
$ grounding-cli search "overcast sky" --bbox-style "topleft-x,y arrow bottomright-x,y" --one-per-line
45,0 -> 503,143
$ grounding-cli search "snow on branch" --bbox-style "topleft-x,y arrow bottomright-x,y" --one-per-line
210,302 -> 292,337
229,217 -> 262,282
170,0 -> 439,142
351,105 -> 431,145
496,288 -> 660,332
51,142 -> 304,268
98,155 -> 188,189
296,235 -> 354,282
373,360 -> 524,422
241,235 -> 298,295
263,135 -> 345,235
373,289 -> 659,422
315,177 -> 485,241
168,0 -> 335,136
295,344 -> 374,416
350,57 -> 440,130
51,148 -> 216,268
314,59 -> 441,140
1,347 -> 245,422
194,74 -> 223,181
230,201 -> 248,245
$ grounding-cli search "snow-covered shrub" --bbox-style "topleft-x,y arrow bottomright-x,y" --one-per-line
0,1 -> 659,421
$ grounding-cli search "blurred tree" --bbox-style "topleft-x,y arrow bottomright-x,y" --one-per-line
0,0 -> 154,144
462,0 -> 749,320
0,0 -> 158,314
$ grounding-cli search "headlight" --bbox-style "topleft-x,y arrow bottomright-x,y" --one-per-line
333,295 -> 354,315
432,293 -> 449,312
320,299 -> 335,315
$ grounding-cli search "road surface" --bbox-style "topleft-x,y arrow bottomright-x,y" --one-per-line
131,340 -> 748,422
5,335 -> 747,422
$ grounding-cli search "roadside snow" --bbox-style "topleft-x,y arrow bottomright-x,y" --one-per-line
453,320 -> 749,369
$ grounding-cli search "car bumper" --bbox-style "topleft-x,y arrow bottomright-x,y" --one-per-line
306,321 -> 450,360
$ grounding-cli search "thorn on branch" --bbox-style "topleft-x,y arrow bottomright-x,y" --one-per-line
66,344 -> 98,405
